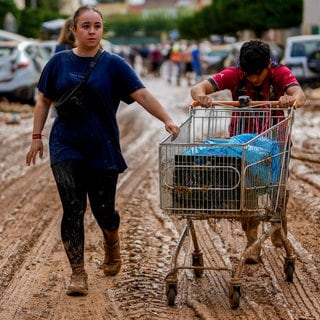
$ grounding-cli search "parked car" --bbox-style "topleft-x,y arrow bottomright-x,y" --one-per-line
38,40 -> 58,59
0,29 -> 28,42
0,40 -> 48,104
201,44 -> 232,74
281,35 -> 320,87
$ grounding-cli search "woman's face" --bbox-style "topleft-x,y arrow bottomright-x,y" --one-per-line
73,10 -> 103,50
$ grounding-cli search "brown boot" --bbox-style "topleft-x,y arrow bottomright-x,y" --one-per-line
66,266 -> 88,296
102,230 -> 121,276
243,222 -> 261,264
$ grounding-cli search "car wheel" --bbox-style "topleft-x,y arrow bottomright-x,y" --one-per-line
307,50 -> 320,73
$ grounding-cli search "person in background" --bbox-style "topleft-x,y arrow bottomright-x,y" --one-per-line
54,17 -> 76,53
168,42 -> 183,86
191,42 -> 203,82
26,5 -> 179,296
138,44 -> 150,77
183,42 -> 194,86
191,39 -> 306,264
128,46 -> 137,70
149,44 -> 162,77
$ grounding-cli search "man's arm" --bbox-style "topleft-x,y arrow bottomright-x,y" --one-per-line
285,85 -> 306,108
190,79 -> 216,107
279,85 -> 306,108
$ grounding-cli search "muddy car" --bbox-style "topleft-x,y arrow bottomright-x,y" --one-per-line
0,40 -> 47,104
281,35 -> 320,87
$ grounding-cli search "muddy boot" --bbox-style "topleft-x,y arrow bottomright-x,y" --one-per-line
244,224 -> 261,264
102,229 -> 121,276
66,265 -> 88,296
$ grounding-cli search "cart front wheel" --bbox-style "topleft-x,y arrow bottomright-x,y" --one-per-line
229,285 -> 241,309
192,251 -> 204,278
284,259 -> 295,283
167,284 -> 177,306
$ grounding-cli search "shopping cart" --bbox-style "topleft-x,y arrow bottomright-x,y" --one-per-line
159,97 -> 296,309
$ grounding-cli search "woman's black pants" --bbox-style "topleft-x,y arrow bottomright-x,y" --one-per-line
51,159 -> 120,269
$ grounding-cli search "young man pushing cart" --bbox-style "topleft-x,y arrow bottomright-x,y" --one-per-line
190,39 -> 306,263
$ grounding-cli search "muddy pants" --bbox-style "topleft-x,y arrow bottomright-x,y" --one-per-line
242,188 -> 289,246
51,159 -> 120,268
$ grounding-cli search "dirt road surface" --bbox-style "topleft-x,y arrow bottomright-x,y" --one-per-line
0,77 -> 320,320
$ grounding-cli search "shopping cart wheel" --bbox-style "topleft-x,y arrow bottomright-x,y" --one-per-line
192,251 -> 204,278
229,285 -> 241,309
167,283 -> 177,306
284,258 -> 295,283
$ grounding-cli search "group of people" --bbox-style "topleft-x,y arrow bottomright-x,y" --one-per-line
166,41 -> 203,86
26,5 -> 306,296
114,41 -> 203,85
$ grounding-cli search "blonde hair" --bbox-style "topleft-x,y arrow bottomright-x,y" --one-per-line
57,17 -> 75,48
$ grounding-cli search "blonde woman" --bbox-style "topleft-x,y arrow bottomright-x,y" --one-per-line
26,5 -> 179,296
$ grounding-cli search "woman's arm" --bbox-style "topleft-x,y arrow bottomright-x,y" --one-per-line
26,93 -> 52,165
130,88 -> 180,139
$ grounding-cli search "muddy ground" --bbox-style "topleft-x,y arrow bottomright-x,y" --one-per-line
0,77 -> 320,320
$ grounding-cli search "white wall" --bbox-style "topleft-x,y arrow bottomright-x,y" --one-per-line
302,0 -> 320,34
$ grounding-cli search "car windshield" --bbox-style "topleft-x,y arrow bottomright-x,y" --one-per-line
0,46 -> 16,58
291,40 -> 320,57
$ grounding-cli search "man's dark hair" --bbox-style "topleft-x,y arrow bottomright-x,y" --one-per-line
239,39 -> 271,75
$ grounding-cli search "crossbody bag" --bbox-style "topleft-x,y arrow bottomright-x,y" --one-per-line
55,49 -> 103,122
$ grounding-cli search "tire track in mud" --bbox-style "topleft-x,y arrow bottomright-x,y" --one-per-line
106,141 -> 198,319
168,212 -> 320,319
103,98 -> 320,320
0,162 -> 54,293
1,84 -> 320,319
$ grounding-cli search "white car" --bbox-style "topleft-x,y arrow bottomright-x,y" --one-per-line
201,44 -> 232,74
0,40 -> 48,104
281,35 -> 320,87
0,29 -> 28,42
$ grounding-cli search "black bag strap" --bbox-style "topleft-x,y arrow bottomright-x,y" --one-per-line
80,48 -> 103,85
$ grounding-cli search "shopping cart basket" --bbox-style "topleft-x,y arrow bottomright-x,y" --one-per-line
159,98 -> 296,309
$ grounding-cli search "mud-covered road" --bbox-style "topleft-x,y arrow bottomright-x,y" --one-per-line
0,78 -> 320,320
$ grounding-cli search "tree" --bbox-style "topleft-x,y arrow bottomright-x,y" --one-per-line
106,13 -> 178,43
0,0 -> 19,30
178,0 -> 303,40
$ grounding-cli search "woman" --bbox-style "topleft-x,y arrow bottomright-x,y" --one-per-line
26,5 -> 179,296
54,17 -> 76,53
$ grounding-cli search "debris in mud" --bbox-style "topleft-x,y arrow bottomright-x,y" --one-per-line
0,100 -> 33,123
4,113 -> 21,125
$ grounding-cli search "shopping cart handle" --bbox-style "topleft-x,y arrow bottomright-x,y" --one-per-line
190,100 -> 281,108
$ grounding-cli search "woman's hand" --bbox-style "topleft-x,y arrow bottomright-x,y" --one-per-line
26,139 -> 44,166
26,93 -> 51,166
165,119 -> 180,140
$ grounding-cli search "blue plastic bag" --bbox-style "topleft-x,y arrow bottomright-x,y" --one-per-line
182,133 -> 280,187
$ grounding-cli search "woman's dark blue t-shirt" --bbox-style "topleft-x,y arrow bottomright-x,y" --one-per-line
38,50 -> 145,172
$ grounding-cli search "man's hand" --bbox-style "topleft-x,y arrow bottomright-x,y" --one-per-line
278,95 -> 297,108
